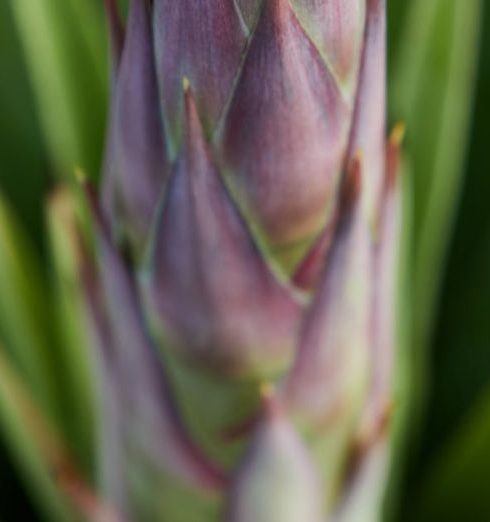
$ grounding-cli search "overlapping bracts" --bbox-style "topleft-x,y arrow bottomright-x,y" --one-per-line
85,0 -> 399,519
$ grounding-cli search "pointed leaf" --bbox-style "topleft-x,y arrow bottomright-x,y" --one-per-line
9,0 -> 107,177
77,235 -> 130,514
0,0 -> 46,245
85,181 -> 225,492
347,0 -> 386,220
0,195 -> 59,422
390,0 -> 482,367
284,161 -> 370,427
0,345 -> 75,522
144,88 -> 303,379
153,0 -> 247,152
102,0 -> 168,254
225,391 -> 323,522
358,131 -> 403,443
46,189 -> 95,472
221,0 -> 350,251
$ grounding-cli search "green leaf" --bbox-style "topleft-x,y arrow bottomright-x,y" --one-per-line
46,188 -> 95,475
0,345 -> 73,522
0,195 -> 60,422
390,0 -> 482,424
387,0 -> 409,65
406,7 -> 490,518
409,385 -> 490,521
8,0 -> 108,178
0,0 -> 48,245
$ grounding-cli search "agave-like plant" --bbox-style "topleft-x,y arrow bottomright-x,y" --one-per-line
0,0 -> 482,521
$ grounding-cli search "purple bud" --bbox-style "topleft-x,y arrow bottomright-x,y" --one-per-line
221,0 -> 350,249
102,0 -> 168,255
143,86 -> 303,379
153,0 -> 247,150
84,180 -> 225,492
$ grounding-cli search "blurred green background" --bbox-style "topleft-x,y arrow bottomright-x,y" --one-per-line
0,0 -> 488,520
399,3 -> 490,520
